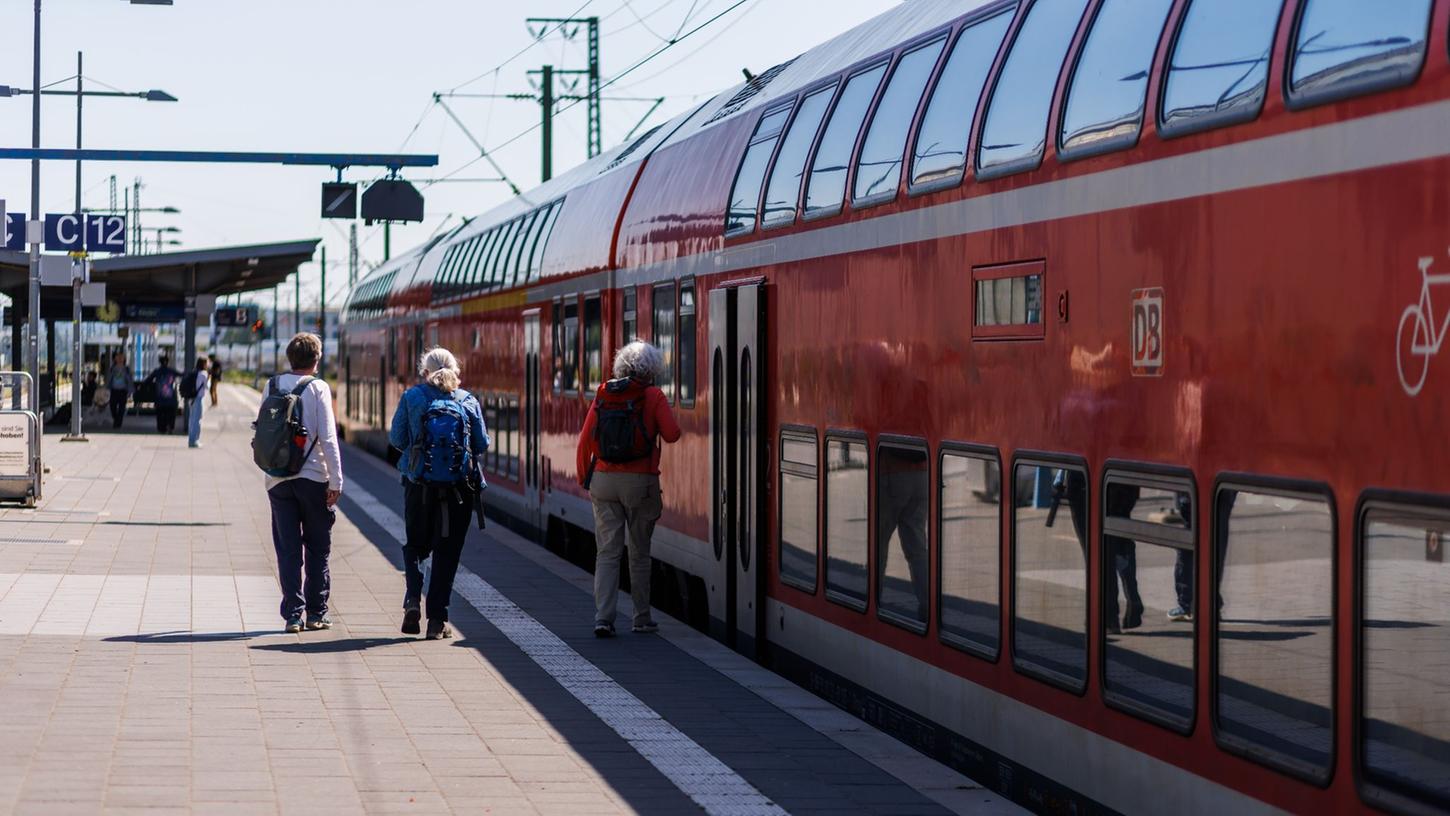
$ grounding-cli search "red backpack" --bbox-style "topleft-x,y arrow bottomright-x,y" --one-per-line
593,378 -> 653,463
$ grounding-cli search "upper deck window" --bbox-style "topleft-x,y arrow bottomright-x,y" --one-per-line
1059,0 -> 1175,160
976,0 -> 1090,180
1159,0 -> 1283,138
527,202 -> 560,283
487,220 -> 519,289
852,36 -> 947,207
760,85 -> 836,229
909,10 -> 1012,192
725,104 -> 793,236
509,210 -> 544,289
464,231 -> 495,291
1288,0 -> 1432,108
804,62 -> 888,220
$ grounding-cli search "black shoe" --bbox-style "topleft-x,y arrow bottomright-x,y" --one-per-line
593,622 -> 615,638
425,620 -> 452,640
1106,620 -> 1122,635
1122,604 -> 1143,630
402,605 -> 421,636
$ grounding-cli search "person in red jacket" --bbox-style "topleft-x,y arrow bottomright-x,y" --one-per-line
576,340 -> 681,637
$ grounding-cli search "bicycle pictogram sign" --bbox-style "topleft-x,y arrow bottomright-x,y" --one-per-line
1396,251 -> 1450,396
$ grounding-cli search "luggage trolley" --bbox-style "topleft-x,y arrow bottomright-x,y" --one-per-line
0,372 -> 41,506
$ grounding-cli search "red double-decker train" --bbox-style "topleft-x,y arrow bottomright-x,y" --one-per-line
339,0 -> 1450,812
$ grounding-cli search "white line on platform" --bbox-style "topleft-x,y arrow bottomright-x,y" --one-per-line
343,484 -> 789,816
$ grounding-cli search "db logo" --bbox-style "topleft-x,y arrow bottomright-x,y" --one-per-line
1131,288 -> 1164,376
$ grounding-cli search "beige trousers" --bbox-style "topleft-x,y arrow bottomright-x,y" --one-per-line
589,471 -> 663,626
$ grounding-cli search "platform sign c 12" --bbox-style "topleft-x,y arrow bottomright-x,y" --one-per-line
1131,287 -> 1164,377
85,215 -> 126,254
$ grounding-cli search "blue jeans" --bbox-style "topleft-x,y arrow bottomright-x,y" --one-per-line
187,398 -> 204,446
268,478 -> 334,621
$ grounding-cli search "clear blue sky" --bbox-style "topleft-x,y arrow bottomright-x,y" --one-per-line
0,0 -> 900,311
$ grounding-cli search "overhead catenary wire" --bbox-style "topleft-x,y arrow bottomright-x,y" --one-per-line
446,0 -> 598,94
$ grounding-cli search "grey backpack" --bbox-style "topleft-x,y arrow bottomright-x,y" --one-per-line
251,377 -> 316,477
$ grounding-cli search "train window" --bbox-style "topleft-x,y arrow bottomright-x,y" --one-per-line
518,207 -> 548,287
977,0 -> 1090,180
1360,500 -> 1450,808
854,37 -> 947,207
1159,0 -> 1282,138
939,447 -> 1002,660
761,84 -> 836,229
1101,473 -> 1195,732
583,295 -> 603,391
876,439 -> 930,633
459,236 -> 486,294
484,396 -> 499,473
725,104 -> 793,236
804,61 -> 889,220
653,283 -> 676,403
973,261 -> 1045,339
531,201 -> 563,282
623,286 -> 638,343
507,211 -> 540,289
477,228 -> 502,290
551,298 -> 563,394
1214,484 -> 1334,782
488,221 -> 520,289
1012,459 -> 1088,691
507,396 -> 521,479
910,10 -> 1012,192
779,429 -> 819,593
824,435 -> 870,611
1059,0 -> 1174,160
678,282 -> 696,407
561,299 -> 580,394
1288,0 -> 1432,109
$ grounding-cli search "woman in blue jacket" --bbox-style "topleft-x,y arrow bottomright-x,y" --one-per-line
388,347 -> 488,639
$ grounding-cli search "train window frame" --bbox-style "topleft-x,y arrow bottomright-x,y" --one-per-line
761,81 -> 838,230
582,293 -> 603,394
1157,0 -> 1286,140
778,425 -> 821,595
1210,473 -> 1338,787
507,395 -> 521,480
937,442 -> 1004,663
1057,0 -> 1176,163
851,34 -> 949,211
1283,0 -> 1433,111
803,59 -> 890,223
974,0 -> 1092,182
550,297 -> 564,395
561,297 -> 581,397
1354,490 -> 1450,814
531,201 -> 564,282
520,206 -> 551,285
506,211 -> 540,289
1098,463 -> 1198,735
725,101 -> 796,238
652,282 -> 677,405
823,429 -> 871,614
464,232 -> 494,292
458,235 -> 486,294
972,260 -> 1047,340
907,6 -> 1015,198
622,286 -> 638,344
1009,451 -> 1091,696
488,220 -> 521,290
874,435 -> 932,636
678,280 -> 697,408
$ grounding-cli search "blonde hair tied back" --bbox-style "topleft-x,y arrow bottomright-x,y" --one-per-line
419,347 -> 461,392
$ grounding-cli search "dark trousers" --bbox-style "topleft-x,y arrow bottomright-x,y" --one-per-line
402,479 -> 473,623
155,400 -> 177,433
1105,536 -> 1143,624
109,389 -> 128,428
268,478 -> 334,621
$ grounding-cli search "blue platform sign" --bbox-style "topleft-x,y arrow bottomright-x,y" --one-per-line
43,213 -> 84,252
85,214 -> 126,254
3,213 -> 22,251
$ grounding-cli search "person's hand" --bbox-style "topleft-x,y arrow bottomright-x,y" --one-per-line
326,489 -> 341,507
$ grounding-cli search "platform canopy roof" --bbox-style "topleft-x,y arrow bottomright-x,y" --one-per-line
0,239 -> 320,307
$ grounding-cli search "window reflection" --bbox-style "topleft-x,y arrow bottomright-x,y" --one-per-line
1013,463 -> 1088,688
825,438 -> 869,608
876,444 -> 930,630
1289,0 -> 1431,105
805,63 -> 888,218
854,38 -> 946,204
653,284 -> 675,402
1362,507 -> 1450,804
725,105 -> 792,235
762,86 -> 835,228
940,451 -> 1001,657
1216,487 -> 1333,779
1160,0 -> 1283,137
911,10 -> 1012,190
1060,0 -> 1174,157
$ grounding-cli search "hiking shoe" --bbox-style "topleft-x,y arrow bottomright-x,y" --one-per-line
631,621 -> 659,634
593,622 -> 615,638
425,620 -> 452,640
1167,607 -> 1193,622
305,616 -> 332,631
402,605 -> 422,636
284,616 -> 303,634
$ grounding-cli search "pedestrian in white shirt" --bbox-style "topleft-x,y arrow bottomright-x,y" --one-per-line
264,333 -> 344,633
186,357 -> 210,448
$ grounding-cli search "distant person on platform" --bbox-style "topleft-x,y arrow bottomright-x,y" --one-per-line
144,355 -> 182,434
80,370 -> 98,415
186,358 -> 210,449
209,355 -> 223,407
259,333 -> 343,634
106,351 -> 133,429
575,341 -> 681,638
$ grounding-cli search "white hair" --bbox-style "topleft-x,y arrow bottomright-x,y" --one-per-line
612,340 -> 664,382
419,347 -> 461,392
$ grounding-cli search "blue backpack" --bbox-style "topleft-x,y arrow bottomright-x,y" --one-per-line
416,390 -> 474,485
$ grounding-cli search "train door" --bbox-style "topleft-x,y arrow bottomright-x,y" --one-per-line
523,312 -> 543,526
709,282 -> 765,658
